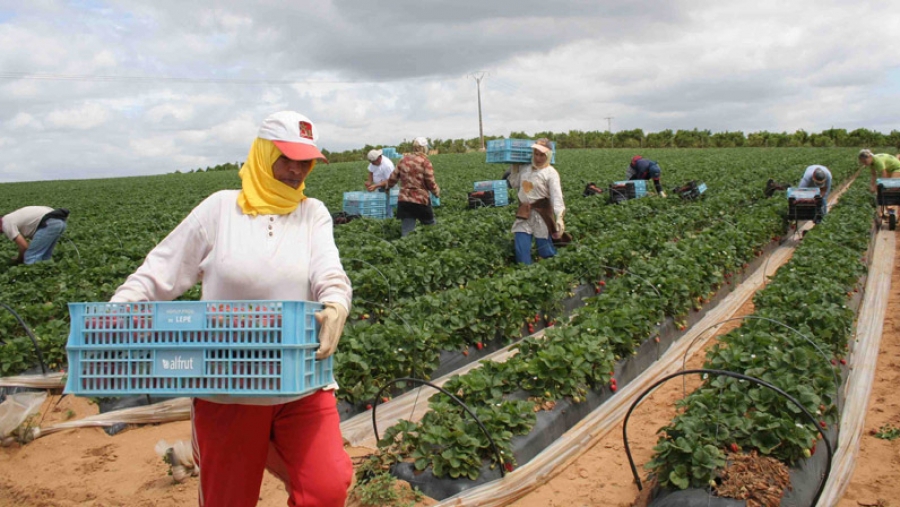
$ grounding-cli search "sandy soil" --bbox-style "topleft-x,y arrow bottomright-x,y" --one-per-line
2,243 -> 899,507
836,239 -> 900,507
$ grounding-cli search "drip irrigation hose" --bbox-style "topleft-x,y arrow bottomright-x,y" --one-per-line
622,368 -> 833,507
372,377 -> 507,478
346,257 -> 393,309
679,315 -> 844,418
0,302 -> 48,374
358,232 -> 400,258
63,236 -> 81,265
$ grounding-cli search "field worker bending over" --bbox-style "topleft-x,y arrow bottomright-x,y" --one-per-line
110,111 -> 353,507
507,138 -> 566,265
386,136 -> 440,236
859,149 -> 900,192
2,206 -> 70,265
627,155 -> 667,197
798,165 -> 832,223
364,148 -> 395,192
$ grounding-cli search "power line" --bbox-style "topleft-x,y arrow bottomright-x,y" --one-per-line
0,71 -> 438,86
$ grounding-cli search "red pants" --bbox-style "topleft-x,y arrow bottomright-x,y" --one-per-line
192,390 -> 352,507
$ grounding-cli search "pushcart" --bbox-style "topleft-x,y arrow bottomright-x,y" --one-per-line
672,181 -> 707,200
608,180 -> 647,205
876,178 -> 900,230
786,187 -> 824,230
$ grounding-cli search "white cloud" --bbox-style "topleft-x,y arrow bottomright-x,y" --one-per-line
0,0 -> 899,182
45,103 -> 111,129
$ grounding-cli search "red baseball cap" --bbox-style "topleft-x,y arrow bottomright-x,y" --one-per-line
631,155 -> 642,166
257,111 -> 328,163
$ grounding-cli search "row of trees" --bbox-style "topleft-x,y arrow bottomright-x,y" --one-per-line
322,127 -> 900,163
181,128 -> 900,171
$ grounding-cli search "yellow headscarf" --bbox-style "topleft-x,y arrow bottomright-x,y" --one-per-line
237,137 -> 316,215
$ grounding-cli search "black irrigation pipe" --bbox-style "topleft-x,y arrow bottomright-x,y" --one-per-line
372,377 -> 507,478
0,302 -> 48,375
345,257 -> 393,309
680,315 -> 844,417
622,369 -> 832,507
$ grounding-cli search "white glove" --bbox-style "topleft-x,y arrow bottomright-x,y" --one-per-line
554,210 -> 565,237
660,191 -> 667,198
315,302 -> 349,360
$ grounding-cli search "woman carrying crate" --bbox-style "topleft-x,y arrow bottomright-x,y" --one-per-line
507,138 -> 566,264
385,136 -> 441,236
110,111 -> 353,507
859,149 -> 900,192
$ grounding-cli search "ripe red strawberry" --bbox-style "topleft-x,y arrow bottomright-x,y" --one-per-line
366,404 -> 373,410
504,462 -> 514,472
462,349 -> 469,357
382,397 -> 390,403
729,443 -> 739,453
840,358 -> 847,365
819,421 -> 827,429
476,342 -> 484,350
599,280 -> 606,287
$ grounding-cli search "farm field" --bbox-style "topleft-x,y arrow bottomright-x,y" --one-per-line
2,147 -> 900,507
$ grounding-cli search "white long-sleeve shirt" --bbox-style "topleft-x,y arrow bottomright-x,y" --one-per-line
111,190 -> 352,405
507,164 -> 565,238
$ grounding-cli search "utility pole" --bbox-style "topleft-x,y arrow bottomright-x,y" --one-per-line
604,116 -> 614,148
470,72 -> 486,151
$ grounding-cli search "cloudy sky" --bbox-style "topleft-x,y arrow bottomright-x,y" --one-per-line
1,0 -> 898,182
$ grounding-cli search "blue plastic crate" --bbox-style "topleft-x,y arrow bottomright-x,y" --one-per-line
381,147 -> 400,159
344,191 -> 391,219
877,178 -> 900,189
387,188 -> 439,208
65,300 -> 332,397
611,180 -> 648,198
787,187 -> 821,199
474,180 -> 508,192
485,139 -> 557,164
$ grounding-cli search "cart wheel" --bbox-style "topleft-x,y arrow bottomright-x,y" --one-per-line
890,213 -> 897,231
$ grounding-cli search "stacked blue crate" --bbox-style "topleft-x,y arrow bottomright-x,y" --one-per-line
473,180 -> 510,206
381,147 -> 401,159
343,191 -> 391,219
387,187 -> 439,210
485,138 -> 556,164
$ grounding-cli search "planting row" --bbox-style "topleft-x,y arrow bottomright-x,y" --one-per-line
646,177 -> 874,504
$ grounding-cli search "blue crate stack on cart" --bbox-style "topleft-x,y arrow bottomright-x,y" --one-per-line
485,138 -> 556,164
64,300 -> 332,397
473,180 -> 510,206
343,191 -> 392,219
381,147 -> 401,160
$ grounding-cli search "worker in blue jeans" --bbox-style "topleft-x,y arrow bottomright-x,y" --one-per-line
507,139 -> 566,264
1,206 -> 70,264
797,165 -> 831,224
